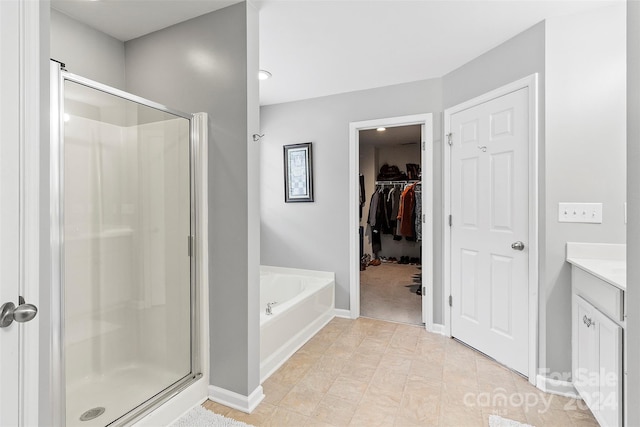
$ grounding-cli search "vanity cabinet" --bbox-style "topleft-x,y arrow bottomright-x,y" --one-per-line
572,294 -> 622,427
567,242 -> 626,427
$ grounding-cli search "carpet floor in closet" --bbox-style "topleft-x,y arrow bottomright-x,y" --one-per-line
360,262 -> 422,325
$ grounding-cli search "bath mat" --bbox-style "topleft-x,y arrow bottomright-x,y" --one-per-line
488,414 -> 534,427
170,405 -> 255,427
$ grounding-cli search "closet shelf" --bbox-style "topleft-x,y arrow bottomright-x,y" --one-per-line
374,180 -> 420,186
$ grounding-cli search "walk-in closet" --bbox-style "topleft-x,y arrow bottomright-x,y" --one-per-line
359,124 -> 424,325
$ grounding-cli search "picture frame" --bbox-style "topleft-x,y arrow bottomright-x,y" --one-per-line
283,142 -> 314,202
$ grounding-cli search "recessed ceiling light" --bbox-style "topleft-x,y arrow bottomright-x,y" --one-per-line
258,70 -> 272,80
376,127 -> 386,132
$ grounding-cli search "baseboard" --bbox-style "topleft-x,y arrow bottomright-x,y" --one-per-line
208,384 -> 264,414
334,308 -> 352,319
536,375 -> 580,399
428,323 -> 447,335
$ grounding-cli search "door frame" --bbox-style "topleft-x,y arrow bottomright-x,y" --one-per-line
348,113 -> 434,330
443,74 -> 539,383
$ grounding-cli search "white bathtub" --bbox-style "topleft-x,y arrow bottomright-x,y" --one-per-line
260,266 -> 335,382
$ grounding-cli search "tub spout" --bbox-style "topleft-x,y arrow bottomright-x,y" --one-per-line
266,301 -> 277,315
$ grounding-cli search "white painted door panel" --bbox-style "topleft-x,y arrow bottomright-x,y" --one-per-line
450,88 -> 529,375
0,0 -> 22,424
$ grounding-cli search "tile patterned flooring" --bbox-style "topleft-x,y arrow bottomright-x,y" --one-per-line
203,317 -> 598,426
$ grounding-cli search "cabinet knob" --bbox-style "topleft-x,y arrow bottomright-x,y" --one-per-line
583,315 -> 595,328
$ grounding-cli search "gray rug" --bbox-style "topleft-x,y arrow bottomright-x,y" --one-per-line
170,406 -> 255,427
488,414 -> 534,427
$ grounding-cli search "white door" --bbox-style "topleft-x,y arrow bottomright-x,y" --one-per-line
1,0 -> 23,424
1,1 -> 41,425
450,88 -> 529,375
0,1 -> 20,426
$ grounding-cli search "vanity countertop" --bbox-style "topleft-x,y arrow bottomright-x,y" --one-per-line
566,242 -> 626,291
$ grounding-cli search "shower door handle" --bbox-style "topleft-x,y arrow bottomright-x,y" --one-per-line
0,296 -> 38,328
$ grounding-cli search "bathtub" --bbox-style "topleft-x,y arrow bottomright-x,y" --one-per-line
260,266 -> 335,382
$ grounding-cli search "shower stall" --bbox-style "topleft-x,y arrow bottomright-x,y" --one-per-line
50,61 -> 205,426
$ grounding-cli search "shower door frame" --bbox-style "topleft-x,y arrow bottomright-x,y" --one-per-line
50,61 -> 205,426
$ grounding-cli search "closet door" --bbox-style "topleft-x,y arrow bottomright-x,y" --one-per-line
449,88 -> 530,375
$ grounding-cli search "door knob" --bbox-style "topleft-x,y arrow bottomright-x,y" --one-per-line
511,241 -> 525,251
0,296 -> 37,328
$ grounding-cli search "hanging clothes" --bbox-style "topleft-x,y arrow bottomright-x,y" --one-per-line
367,186 -> 389,254
359,174 -> 365,220
397,183 -> 417,238
388,185 -> 402,239
381,187 -> 394,234
414,182 -> 422,242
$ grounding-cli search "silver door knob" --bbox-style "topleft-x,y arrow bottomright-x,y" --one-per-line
0,296 -> 37,328
511,241 -> 525,251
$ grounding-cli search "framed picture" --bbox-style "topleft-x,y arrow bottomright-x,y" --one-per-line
283,142 -> 314,202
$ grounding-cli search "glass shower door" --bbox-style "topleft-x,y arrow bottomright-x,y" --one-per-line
61,79 -> 193,426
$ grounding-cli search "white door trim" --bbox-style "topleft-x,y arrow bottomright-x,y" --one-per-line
443,75 -> 539,384
348,113 -> 434,331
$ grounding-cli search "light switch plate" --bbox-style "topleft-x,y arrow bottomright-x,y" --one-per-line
558,202 -> 603,223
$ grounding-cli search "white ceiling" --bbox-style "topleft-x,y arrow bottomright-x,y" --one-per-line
51,0 -> 623,106
51,0 -> 242,42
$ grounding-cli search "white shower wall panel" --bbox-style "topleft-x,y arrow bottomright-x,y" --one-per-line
131,119 -> 191,374
64,117 -> 138,383
64,115 -> 191,392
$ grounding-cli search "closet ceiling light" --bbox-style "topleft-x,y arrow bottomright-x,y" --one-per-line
258,70 -> 272,80
376,127 -> 386,132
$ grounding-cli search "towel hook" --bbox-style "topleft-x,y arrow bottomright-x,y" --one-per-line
252,133 -> 265,142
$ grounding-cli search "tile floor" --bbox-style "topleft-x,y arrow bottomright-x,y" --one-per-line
203,317 -> 598,426
360,263 -> 422,325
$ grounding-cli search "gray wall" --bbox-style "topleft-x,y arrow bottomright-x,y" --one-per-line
544,4 -> 626,378
124,3 -> 260,397
626,1 -> 639,425
260,79 -> 443,311
50,8 -> 125,90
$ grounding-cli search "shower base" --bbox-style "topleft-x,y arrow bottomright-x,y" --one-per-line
66,364 -> 186,427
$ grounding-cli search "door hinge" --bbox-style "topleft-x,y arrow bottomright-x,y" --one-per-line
447,133 -> 453,146
422,213 -> 426,223
448,215 -> 452,227
188,235 -> 193,257
449,295 -> 453,307
422,141 -> 425,150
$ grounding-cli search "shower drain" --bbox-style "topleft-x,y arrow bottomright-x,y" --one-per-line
80,407 -> 105,422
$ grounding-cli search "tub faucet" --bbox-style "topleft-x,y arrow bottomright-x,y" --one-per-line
266,301 -> 277,315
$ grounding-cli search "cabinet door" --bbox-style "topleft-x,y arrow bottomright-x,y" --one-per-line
573,295 -> 599,408
596,309 -> 622,427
